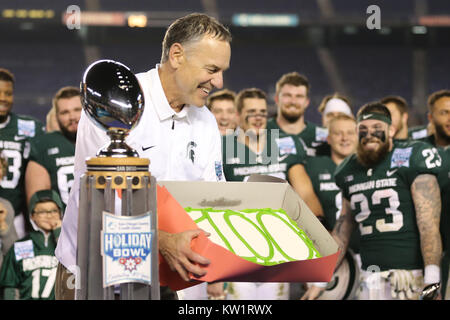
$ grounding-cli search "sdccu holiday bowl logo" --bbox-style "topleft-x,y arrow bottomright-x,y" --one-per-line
101,212 -> 153,287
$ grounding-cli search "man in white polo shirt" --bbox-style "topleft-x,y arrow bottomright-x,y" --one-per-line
55,13 -> 232,299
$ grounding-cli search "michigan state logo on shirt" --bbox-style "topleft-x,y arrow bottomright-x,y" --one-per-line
186,141 -> 197,163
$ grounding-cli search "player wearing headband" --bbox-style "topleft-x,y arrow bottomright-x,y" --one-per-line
317,93 -> 353,129
302,102 -> 443,300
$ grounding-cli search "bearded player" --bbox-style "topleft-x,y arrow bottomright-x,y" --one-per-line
266,72 -> 329,157
25,87 -> 81,208
303,102 -> 443,300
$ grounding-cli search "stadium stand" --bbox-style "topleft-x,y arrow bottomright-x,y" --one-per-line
98,0 -> 203,12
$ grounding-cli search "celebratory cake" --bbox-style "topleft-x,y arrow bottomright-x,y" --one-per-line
185,207 -> 321,266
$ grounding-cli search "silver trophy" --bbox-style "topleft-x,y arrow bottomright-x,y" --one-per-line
81,59 -> 144,157
76,60 -> 159,300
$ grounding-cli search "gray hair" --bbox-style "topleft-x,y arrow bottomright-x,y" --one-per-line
161,13 -> 232,63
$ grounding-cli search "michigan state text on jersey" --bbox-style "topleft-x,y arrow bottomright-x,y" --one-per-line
335,139 -> 442,271
0,113 -> 44,216
0,190 -> 63,300
0,230 -> 60,300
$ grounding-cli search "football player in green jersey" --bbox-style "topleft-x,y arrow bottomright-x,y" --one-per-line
0,68 -> 45,237
424,90 -> 450,299
427,90 -> 450,148
25,86 -> 81,208
266,72 -> 329,156
306,114 -> 358,233
303,102 -> 443,300
303,114 -> 361,300
0,190 -> 62,300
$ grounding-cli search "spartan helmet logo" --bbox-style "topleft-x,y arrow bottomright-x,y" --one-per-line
186,141 -> 197,163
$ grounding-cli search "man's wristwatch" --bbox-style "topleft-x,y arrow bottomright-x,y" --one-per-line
420,283 -> 440,300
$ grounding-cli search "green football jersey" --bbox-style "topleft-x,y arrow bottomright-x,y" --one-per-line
305,156 -> 341,228
335,139 -> 443,271
408,125 -> 429,140
266,118 -> 330,156
222,130 -> 307,182
0,228 -> 60,300
421,135 -> 450,252
29,131 -> 75,207
305,155 -> 360,252
0,113 -> 45,216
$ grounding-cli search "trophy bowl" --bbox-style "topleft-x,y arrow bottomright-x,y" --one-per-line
80,59 -> 145,157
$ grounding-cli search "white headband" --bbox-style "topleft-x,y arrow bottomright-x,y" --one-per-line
323,98 -> 352,116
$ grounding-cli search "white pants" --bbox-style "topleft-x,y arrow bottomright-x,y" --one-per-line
177,283 -> 208,300
227,282 -> 289,300
178,282 -> 290,300
358,269 -> 423,300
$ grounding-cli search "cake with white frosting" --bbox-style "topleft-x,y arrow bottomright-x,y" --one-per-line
185,207 -> 321,265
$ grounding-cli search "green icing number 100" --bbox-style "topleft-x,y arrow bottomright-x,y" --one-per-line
185,208 -> 321,266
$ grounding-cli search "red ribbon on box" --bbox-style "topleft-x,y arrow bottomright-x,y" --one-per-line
157,185 -> 339,291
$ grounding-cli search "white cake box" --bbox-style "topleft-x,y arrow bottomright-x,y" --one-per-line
157,177 -> 340,290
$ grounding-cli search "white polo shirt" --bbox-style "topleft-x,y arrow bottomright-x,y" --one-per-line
55,65 -> 225,271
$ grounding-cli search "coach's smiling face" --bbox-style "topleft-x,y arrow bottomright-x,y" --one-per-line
169,35 -> 231,110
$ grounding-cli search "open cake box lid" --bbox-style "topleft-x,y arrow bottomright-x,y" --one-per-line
157,175 -> 340,291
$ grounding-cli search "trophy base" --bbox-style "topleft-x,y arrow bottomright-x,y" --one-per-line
86,157 -> 150,189
76,167 -> 160,300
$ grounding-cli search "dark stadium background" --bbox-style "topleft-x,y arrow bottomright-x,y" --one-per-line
1,0 -> 450,126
